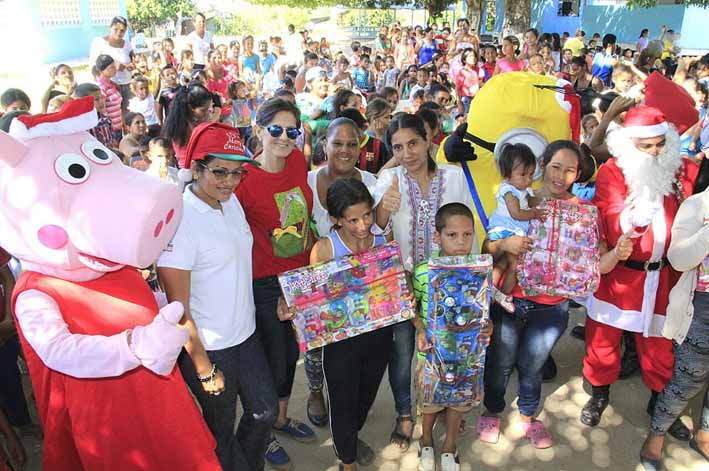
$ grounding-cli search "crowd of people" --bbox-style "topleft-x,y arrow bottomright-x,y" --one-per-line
1,10 -> 709,471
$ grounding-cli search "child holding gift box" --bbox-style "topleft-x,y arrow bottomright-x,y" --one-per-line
487,143 -> 545,295
296,178 -> 396,471
412,202 -> 493,471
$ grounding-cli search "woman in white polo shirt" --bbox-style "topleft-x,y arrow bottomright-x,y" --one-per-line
157,121 -> 277,471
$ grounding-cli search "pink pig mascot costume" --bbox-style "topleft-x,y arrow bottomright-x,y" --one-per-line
0,98 -> 222,470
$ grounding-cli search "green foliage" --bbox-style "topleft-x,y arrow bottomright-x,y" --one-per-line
337,9 -> 397,28
626,0 -> 709,7
212,5 -> 314,37
127,0 -> 195,31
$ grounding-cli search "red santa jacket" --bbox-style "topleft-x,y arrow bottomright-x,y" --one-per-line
587,157 -> 698,337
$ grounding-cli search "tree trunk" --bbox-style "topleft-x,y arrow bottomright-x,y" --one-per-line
502,0 -> 531,36
466,0 -> 484,34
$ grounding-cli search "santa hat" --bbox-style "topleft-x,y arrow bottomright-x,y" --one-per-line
644,71 -> 699,135
9,96 -> 98,141
178,122 -> 260,183
622,106 -> 669,138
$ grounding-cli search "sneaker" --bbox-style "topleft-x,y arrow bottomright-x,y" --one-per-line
265,437 -> 292,471
274,418 -> 317,443
440,452 -> 461,471
418,446 -> 435,471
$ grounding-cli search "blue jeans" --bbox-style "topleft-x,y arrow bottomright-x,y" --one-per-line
388,321 -> 416,417
179,333 -> 278,471
484,298 -> 569,417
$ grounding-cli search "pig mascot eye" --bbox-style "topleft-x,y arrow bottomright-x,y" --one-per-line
55,153 -> 91,184
81,140 -> 114,165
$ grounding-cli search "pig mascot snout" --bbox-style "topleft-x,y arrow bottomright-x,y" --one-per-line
0,98 -> 222,470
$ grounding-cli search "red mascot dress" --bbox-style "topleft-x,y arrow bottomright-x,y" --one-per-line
0,99 -> 223,470
581,106 -> 698,433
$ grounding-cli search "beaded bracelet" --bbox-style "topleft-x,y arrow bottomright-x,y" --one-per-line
198,364 -> 217,383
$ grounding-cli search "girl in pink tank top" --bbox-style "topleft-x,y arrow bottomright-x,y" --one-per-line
495,36 -> 525,75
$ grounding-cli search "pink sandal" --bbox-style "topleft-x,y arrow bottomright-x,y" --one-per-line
521,420 -> 553,449
478,416 -> 501,444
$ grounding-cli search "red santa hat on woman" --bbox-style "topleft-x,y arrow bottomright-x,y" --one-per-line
609,105 -> 682,200
621,106 -> 670,139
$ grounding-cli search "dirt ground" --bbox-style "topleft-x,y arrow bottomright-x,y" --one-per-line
12,307 -> 708,471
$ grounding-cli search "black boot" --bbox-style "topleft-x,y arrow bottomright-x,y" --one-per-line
570,325 -> 586,341
581,384 -> 610,427
619,332 -> 640,379
542,355 -> 557,382
647,391 -> 691,442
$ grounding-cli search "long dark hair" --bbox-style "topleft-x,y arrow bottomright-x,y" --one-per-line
384,113 -> 436,173
161,83 -> 212,147
541,140 -> 584,184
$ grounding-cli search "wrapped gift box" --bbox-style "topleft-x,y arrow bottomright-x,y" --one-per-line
422,254 -> 492,408
278,241 -> 413,352
517,199 -> 600,298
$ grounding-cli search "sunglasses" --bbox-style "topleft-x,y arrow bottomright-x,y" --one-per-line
199,163 -> 247,181
266,124 -> 301,140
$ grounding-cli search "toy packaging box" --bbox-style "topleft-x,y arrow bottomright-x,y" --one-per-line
278,242 -> 414,352
422,254 -> 492,408
517,199 -> 600,298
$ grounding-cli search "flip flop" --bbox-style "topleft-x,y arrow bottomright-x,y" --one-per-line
478,416 -> 500,444
390,416 -> 413,451
522,420 -> 553,449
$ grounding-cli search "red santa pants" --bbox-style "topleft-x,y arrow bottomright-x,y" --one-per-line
583,318 -> 674,392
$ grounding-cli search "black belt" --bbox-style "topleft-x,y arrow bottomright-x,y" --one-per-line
623,258 -> 668,272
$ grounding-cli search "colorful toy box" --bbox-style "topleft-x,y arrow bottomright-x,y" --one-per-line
517,199 -> 600,298
422,254 -> 492,408
278,242 -> 413,352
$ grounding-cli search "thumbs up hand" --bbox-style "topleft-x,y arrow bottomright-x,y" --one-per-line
382,174 -> 402,214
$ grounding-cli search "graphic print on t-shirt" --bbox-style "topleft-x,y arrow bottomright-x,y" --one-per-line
271,187 -> 310,258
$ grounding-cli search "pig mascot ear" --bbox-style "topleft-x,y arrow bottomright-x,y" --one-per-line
0,131 -> 29,167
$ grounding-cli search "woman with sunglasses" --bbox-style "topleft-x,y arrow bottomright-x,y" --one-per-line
88,16 -> 134,110
373,113 -> 472,452
235,98 -> 316,470
158,122 -> 278,471
162,82 -> 214,168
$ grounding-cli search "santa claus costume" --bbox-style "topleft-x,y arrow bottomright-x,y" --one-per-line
581,106 -> 698,438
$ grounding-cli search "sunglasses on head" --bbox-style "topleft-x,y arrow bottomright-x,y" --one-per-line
266,124 -> 301,139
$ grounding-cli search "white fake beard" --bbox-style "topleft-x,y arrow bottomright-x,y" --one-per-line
609,127 -> 682,202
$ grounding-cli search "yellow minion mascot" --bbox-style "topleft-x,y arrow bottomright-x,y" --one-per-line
437,72 -> 581,244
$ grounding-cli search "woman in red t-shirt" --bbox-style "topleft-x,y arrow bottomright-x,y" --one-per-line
479,141 -> 588,450
235,97 -> 315,468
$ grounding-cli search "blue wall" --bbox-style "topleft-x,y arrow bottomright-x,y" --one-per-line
581,4 -> 683,46
679,5 -> 709,50
20,0 -> 127,64
530,0 -> 581,35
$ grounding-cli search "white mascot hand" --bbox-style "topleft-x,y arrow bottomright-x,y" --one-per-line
130,301 -> 188,376
630,187 -> 662,228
